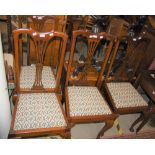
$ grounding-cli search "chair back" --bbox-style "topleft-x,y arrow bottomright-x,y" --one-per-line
65,29 -> 116,88
13,28 -> 68,93
18,15 -> 59,32
107,18 -> 129,37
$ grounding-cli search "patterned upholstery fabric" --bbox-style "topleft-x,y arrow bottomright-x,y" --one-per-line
13,93 -> 67,130
67,86 -> 112,117
106,82 -> 148,108
20,66 -> 56,89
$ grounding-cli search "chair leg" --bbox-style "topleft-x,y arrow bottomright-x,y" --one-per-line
96,120 -> 114,139
69,122 -> 75,128
129,113 -> 144,132
60,130 -> 71,139
136,116 -> 150,133
67,118 -> 75,128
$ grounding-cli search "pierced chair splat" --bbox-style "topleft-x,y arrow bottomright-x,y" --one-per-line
13,29 -> 68,93
65,30 -> 116,86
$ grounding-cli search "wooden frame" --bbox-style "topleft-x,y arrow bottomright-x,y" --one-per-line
65,30 -> 118,138
13,29 -> 68,94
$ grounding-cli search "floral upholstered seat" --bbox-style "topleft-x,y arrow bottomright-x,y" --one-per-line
67,86 -> 112,117
20,66 -> 56,89
13,93 -> 67,131
106,82 -> 148,109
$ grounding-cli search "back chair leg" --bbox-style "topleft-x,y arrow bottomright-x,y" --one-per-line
136,116 -> 150,133
129,113 -> 144,132
96,120 -> 114,139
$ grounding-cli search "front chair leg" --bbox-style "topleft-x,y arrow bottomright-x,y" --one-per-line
60,130 -> 71,139
67,118 -> 75,128
129,113 -> 144,132
97,120 -> 114,139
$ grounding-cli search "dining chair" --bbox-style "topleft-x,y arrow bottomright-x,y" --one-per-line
8,28 -> 70,138
65,30 -> 118,138
102,37 -> 149,131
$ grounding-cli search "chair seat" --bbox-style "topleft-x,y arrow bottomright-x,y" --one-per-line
67,86 -> 112,117
13,93 -> 67,131
106,82 -> 148,109
20,66 -> 56,89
